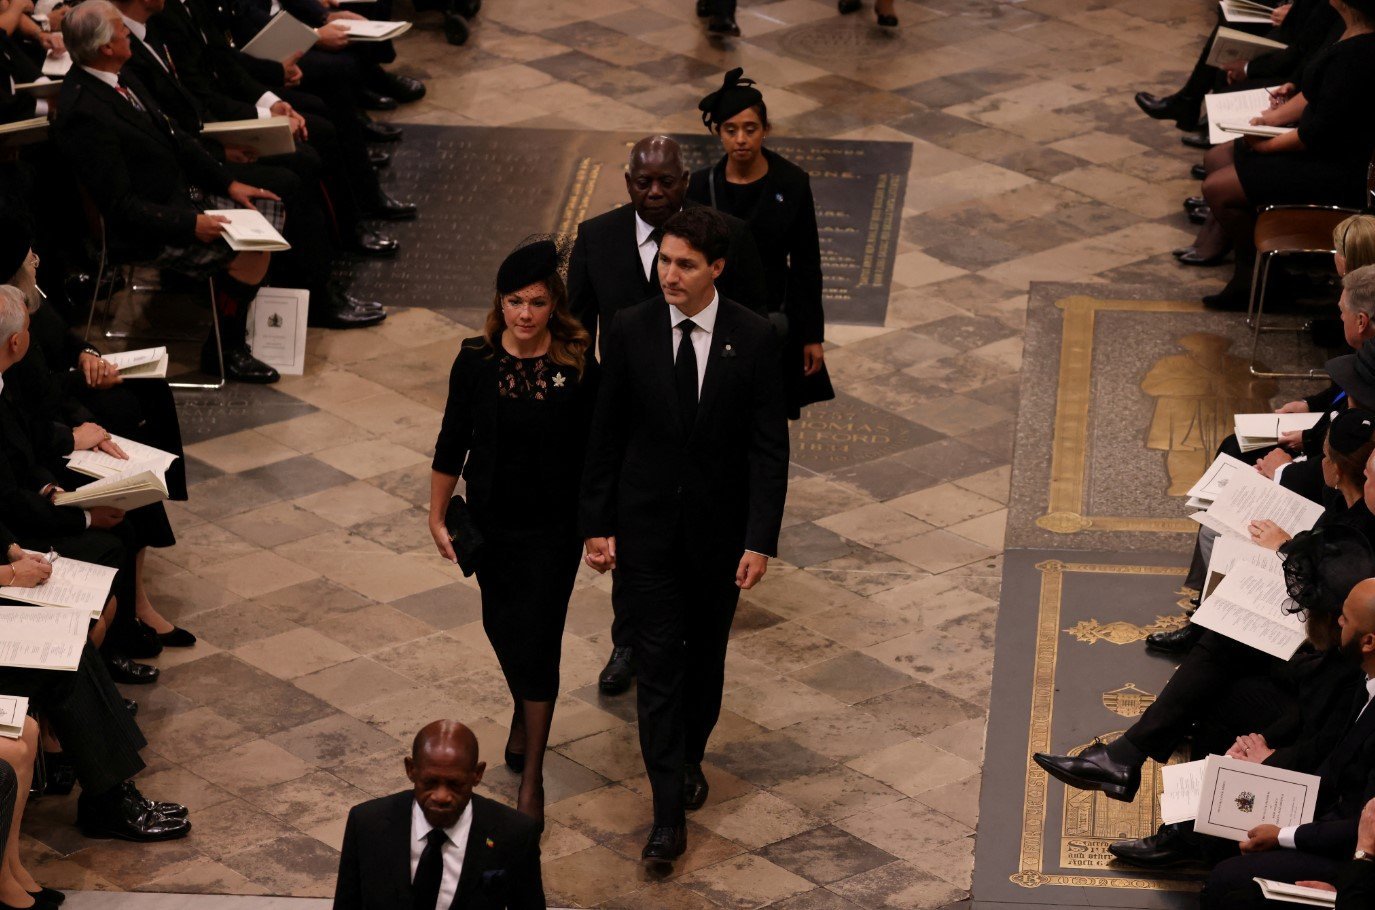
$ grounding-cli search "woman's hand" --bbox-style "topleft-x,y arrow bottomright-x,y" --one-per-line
1226,732 -> 1274,764
429,516 -> 457,564
7,556 -> 51,588
1271,2 -> 1290,25
1249,519 -> 1291,550
1275,400 -> 1308,414
77,351 -> 121,389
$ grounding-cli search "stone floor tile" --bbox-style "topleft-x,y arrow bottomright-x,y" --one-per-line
541,844 -> 643,907
759,825 -> 898,885
828,860 -> 967,909
232,627 -> 359,680
846,739 -> 979,798
185,739 -> 315,795
814,503 -> 935,548
264,712 -> 401,766
881,530 -> 998,574
769,765 -> 906,823
790,652 -> 913,705
185,430 -> 299,475
677,854 -> 814,910
834,799 -> 974,862
292,658 -> 418,711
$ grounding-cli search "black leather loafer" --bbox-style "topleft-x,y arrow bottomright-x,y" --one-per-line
1033,741 -> 1141,802
308,294 -> 387,329
707,14 -> 739,35
1109,822 -> 1203,867
361,118 -> 403,143
366,189 -> 418,222
206,346 -> 279,384
1146,623 -> 1204,654
641,825 -> 686,867
684,764 -> 709,811
1191,164 -> 1207,180
359,88 -> 397,111
599,647 -> 634,695
104,654 -> 160,685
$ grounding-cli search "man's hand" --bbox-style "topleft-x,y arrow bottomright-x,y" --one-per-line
77,350 -> 121,388
270,101 -> 307,139
1358,795 -> 1375,854
1256,448 -> 1293,478
1240,824 -> 1280,853
584,536 -> 616,573
195,213 -> 229,243
1276,400 -> 1309,414
38,31 -> 63,53
1276,429 -> 1304,450
736,552 -> 768,589
227,180 -> 280,210
223,144 -> 259,164
1249,519 -> 1291,550
315,22 -> 350,50
1226,733 -> 1274,764
46,4 -> 64,31
72,422 -> 112,451
802,343 -> 825,377
1271,2 -> 1290,24
1222,60 -> 1246,84
87,506 -> 125,529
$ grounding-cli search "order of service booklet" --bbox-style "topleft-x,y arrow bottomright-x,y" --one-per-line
1194,754 -> 1320,841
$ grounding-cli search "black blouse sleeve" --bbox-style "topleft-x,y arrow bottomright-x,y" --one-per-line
1297,36 -> 1375,155
432,343 -> 479,476
785,172 -> 825,345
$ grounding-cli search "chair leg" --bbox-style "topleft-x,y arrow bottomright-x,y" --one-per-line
1250,254 -> 1329,379
1244,252 -> 1264,330
83,245 -> 108,343
168,277 -> 226,391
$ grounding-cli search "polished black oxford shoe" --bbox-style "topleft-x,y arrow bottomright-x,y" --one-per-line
1183,195 -> 1206,212
206,346 -> 279,384
684,764 -> 709,811
444,12 -> 470,45
599,647 -> 634,695
1134,91 -> 1200,130
1033,741 -> 1140,802
104,653 -> 160,685
1188,205 -> 1211,225
1191,163 -> 1207,180
1181,130 -> 1210,149
373,71 -> 425,104
641,825 -> 686,867
1109,822 -> 1204,867
359,88 -> 397,111
309,294 -> 387,330
361,118 -> 403,143
120,782 -> 189,821
354,226 -> 400,258
368,147 -> 392,168
78,786 -> 191,842
1146,622 -> 1204,654
367,189 -> 418,222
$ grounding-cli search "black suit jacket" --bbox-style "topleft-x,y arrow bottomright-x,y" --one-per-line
0,32 -> 40,125
0,386 -> 87,539
1337,857 -> 1375,908
52,67 -> 232,260
333,792 -> 544,910
567,201 -> 768,352
157,0 -> 287,100
579,295 -> 788,564
123,24 -> 215,134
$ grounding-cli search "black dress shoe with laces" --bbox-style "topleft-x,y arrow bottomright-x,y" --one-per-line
308,293 -> 387,329
1191,163 -> 1207,180
1033,741 -> 1141,801
599,647 -> 634,695
641,824 -> 686,867
361,118 -> 403,143
367,189 -> 418,222
1146,622 -> 1204,654
372,70 -> 425,103
1134,91 -> 1201,129
104,653 -> 160,685
359,88 -> 397,111
707,14 -> 739,35
368,147 -> 392,169
77,786 -> 191,842
1109,822 -> 1203,867
353,226 -> 400,258
206,346 -> 279,384
683,764 -> 709,811
120,781 -> 189,820
42,752 -> 75,796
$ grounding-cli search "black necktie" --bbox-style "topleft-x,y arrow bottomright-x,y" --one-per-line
675,319 -> 698,434
646,228 -> 663,292
413,828 -> 447,910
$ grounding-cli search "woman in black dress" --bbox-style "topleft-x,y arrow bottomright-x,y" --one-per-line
427,241 -> 596,828
1184,0 -> 1375,304
689,68 -> 833,420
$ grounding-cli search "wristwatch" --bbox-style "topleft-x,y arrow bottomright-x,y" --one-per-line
1355,849 -> 1375,862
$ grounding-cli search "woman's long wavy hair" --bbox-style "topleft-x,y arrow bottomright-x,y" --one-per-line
483,271 -> 590,378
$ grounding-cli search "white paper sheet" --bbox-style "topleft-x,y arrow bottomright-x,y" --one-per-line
0,607 -> 85,670
66,436 -> 178,480
1193,562 -> 1307,659
1195,467 -> 1324,540
0,557 -> 117,618
1186,453 -> 1252,504
1160,759 -> 1206,824
0,695 -> 29,738
1204,87 -> 1278,145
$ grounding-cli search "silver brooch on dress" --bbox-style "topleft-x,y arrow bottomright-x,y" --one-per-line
552,372 -> 566,387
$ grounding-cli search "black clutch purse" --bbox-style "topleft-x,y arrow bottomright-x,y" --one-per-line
444,494 -> 484,577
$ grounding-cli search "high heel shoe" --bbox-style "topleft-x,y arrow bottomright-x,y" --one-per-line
504,746 -> 526,773
838,0 -> 861,11
156,627 -> 197,648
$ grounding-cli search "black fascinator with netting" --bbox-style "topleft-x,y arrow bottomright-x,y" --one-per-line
1278,523 -> 1375,618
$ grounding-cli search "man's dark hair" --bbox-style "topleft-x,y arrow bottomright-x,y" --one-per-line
661,207 -> 730,264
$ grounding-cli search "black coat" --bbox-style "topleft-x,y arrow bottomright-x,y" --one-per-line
0,386 -> 87,539
333,792 -> 544,910
566,200 -> 768,352
155,0 -> 287,100
123,22 -> 226,134
579,295 -> 788,564
52,67 -> 232,261
0,32 -> 40,125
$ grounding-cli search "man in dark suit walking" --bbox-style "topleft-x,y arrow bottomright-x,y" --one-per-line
567,134 -> 768,698
333,720 -> 544,910
579,206 -> 789,869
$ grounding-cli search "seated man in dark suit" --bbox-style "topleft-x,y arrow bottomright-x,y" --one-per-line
54,0 -> 286,383
334,720 -> 544,910
567,134 -> 768,698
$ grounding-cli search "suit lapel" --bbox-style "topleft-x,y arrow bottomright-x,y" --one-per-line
82,71 -> 173,146
1321,687 -> 1375,779
449,797 -> 488,908
691,300 -> 731,441
385,793 -> 416,903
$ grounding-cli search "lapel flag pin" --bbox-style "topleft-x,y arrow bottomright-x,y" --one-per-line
486,837 -> 495,848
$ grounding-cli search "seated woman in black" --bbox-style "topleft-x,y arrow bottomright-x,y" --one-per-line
1183,0 -> 1375,306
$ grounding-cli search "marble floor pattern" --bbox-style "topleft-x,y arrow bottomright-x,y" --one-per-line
18,0 -> 1243,905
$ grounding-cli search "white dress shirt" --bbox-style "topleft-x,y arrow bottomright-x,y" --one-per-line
79,66 -> 121,92
634,212 -> 661,283
1277,675 -> 1375,849
669,291 -> 717,397
409,799 -> 472,910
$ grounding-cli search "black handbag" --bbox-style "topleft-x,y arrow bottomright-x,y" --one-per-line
444,494 -> 484,577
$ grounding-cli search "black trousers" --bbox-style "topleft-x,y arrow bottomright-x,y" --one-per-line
1201,849 -> 1343,909
0,643 -> 145,795
281,88 -> 382,218
619,539 -> 740,826
1125,630 -> 1282,761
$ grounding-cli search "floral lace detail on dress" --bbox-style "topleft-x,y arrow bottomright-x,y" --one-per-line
496,353 -> 552,400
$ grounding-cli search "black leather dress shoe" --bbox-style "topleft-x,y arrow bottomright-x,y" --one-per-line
110,620 -> 162,659
683,764 -> 709,811
443,11 -> 470,45
838,0 -> 861,11
599,647 -> 634,695
353,226 -> 400,258
696,0 -> 710,14
158,627 -> 197,648
1109,822 -> 1203,867
1188,205 -> 1211,225
1183,195 -> 1206,212
1191,163 -> 1207,180
361,118 -> 403,143
1033,741 -> 1140,801
641,825 -> 686,866
1181,130 -> 1210,149
707,14 -> 740,35
359,88 -> 397,111
124,698 -> 138,717
368,147 -> 392,169
78,788 -> 191,842
366,189 -> 418,222
373,70 -> 425,103
1146,622 -> 1204,654
1134,91 -> 1200,129
207,346 -> 279,384
309,294 -> 387,329
121,782 -> 189,820
42,752 -> 74,796
104,653 -> 160,685
27,887 -> 63,907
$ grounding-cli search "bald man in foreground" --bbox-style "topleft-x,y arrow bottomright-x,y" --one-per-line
333,721 -> 544,910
